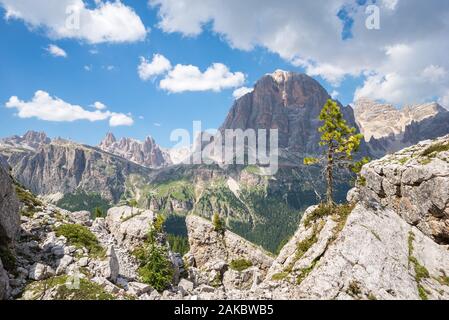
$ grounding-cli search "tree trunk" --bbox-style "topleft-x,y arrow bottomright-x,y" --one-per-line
326,145 -> 334,206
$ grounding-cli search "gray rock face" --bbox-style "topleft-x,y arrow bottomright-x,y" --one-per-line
99,133 -> 170,169
287,204 -> 449,300
0,258 -> 10,299
359,135 -> 449,244
104,206 -> 154,249
354,98 -> 449,156
0,166 -> 20,245
185,215 -> 274,274
221,70 -> 366,157
1,136 -> 152,202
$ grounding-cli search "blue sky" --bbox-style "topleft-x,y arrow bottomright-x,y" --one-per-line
1,0 -> 448,147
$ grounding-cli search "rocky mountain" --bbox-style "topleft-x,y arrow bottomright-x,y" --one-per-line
354,98 -> 449,156
99,133 -> 170,169
220,70 -> 368,160
1,135 -> 449,300
0,132 -> 152,203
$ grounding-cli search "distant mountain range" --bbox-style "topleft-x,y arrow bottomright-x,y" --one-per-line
354,98 -> 449,157
2,70 -> 448,252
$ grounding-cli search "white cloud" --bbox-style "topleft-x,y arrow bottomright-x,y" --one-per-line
109,113 -> 134,127
84,65 -> 92,71
138,54 -> 172,80
233,87 -> 253,99
153,122 -> 161,127
331,90 -> 340,99
0,0 -> 147,44
150,0 -> 449,106
5,90 -> 133,126
160,63 -> 245,93
46,44 -> 67,57
92,101 -> 106,110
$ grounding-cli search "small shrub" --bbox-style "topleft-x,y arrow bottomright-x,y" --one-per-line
347,281 -> 362,297
153,215 -> 166,233
137,245 -> 174,292
93,207 -> 106,219
167,234 -> 189,256
212,213 -> 225,234
55,224 -> 105,258
127,199 -> 138,208
229,259 -> 253,272
367,293 -> 377,300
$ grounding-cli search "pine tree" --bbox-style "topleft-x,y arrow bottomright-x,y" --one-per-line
304,99 -> 366,205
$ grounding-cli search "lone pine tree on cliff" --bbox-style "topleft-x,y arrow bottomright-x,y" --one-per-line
304,99 -> 368,206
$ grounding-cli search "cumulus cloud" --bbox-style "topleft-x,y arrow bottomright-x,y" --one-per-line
92,101 -> 106,110
233,86 -> 253,99
109,113 -> 134,127
159,63 -> 245,93
138,54 -> 172,80
150,0 -> 449,106
5,90 -> 133,126
0,0 -> 147,44
46,44 -> 67,57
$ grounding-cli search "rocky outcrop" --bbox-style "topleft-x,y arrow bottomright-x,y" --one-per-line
0,166 -> 20,245
99,133 -> 170,169
104,206 -> 154,249
268,203 -> 449,300
186,215 -> 274,273
258,135 -> 449,300
356,135 -> 449,244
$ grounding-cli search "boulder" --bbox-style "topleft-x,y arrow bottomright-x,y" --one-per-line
105,206 -> 154,249
71,211 -> 91,226
185,215 -> 274,275
127,282 -> 153,296
29,263 -> 55,281
100,246 -> 119,283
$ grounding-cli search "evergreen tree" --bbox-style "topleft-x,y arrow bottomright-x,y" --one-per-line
304,99 -> 366,205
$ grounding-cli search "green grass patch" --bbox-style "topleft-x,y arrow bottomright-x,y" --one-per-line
55,224 -> 105,258
408,231 -> 431,299
151,180 -> 194,202
14,184 -> 43,217
229,259 -> 253,272
303,203 -> 354,228
296,260 -> 318,285
271,272 -> 288,281
24,275 -> 115,300
418,285 -> 429,300
421,141 -> 449,157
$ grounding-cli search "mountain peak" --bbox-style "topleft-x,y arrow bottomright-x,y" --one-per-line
268,69 -> 292,83
98,133 -> 169,168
